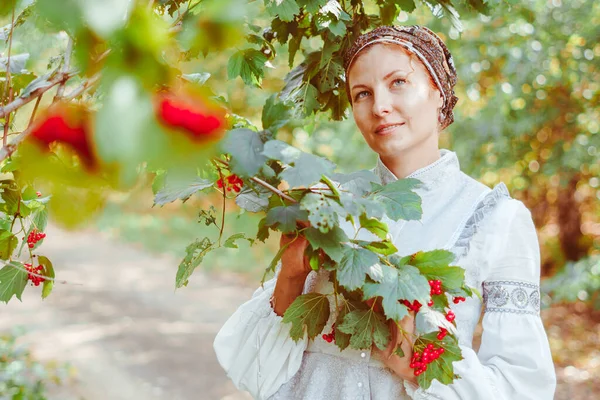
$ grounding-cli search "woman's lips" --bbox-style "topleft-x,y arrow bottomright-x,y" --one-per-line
375,122 -> 405,135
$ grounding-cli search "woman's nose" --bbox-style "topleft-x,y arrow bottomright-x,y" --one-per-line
372,90 -> 392,117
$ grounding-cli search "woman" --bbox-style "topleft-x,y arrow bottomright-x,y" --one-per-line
213,25 -> 556,399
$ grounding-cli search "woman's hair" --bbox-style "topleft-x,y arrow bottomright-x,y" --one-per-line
343,25 -> 459,130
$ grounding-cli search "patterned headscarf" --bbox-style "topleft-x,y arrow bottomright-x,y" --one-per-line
343,25 -> 459,130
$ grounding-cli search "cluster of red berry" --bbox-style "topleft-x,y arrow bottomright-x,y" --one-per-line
400,299 -> 423,312
410,343 -> 445,376
217,174 -> 243,193
445,310 -> 456,322
429,280 -> 443,295
453,296 -> 466,304
30,104 -> 96,169
26,229 -> 46,249
321,323 -> 336,343
24,263 -> 45,286
156,93 -> 225,139
437,327 -> 448,340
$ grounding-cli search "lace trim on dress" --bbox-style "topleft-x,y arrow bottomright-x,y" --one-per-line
447,182 -> 511,261
483,280 -> 541,316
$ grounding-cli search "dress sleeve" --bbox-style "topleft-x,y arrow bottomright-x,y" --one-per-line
213,267 -> 309,400
404,199 -> 556,400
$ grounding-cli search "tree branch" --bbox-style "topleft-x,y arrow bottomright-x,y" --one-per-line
250,176 -> 297,203
54,36 -> 74,101
2,7 -> 16,148
63,73 -> 101,100
0,71 -> 71,119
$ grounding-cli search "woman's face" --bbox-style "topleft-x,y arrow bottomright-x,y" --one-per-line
348,44 -> 444,161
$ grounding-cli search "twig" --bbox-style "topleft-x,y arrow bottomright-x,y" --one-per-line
0,71 -> 72,119
2,7 -> 16,148
0,123 -> 32,162
250,176 -> 297,203
53,37 -> 74,101
27,95 -> 42,127
0,259 -> 82,286
63,73 -> 101,100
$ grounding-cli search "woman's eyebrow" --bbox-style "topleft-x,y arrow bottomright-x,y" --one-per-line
383,69 -> 408,80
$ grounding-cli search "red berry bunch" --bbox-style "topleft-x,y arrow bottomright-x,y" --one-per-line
322,323 -> 336,343
217,174 -> 243,193
156,93 -> 225,139
400,299 -> 422,312
453,296 -> 466,304
30,104 -> 96,169
27,229 -> 46,248
24,263 -> 45,286
36,191 -> 42,197
429,280 -> 443,295
410,343 -> 445,376
437,327 -> 448,340
445,310 -> 456,322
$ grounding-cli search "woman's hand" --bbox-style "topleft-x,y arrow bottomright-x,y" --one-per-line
372,312 -> 418,385
279,221 -> 313,280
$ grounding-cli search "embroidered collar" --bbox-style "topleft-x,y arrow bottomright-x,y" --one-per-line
374,149 -> 461,187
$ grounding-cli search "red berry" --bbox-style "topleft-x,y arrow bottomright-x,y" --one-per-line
427,300 -> 434,307
446,310 -> 455,322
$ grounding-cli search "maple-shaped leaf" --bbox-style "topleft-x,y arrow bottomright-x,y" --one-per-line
153,176 -> 213,206
38,255 -> 55,299
300,192 -> 345,233
332,170 -> 380,197
176,237 -> 213,288
356,240 -> 398,256
265,204 -> 309,233
368,178 -> 422,221
235,186 -> 270,213
337,308 -> 390,350
221,129 -> 267,177
297,0 -> 329,13
0,262 -> 27,303
414,332 -> 463,390
362,263 -> 429,321
410,250 -> 456,268
359,213 -> 389,240
416,265 -> 465,291
0,229 -> 17,260
303,226 -> 348,262
265,0 -> 301,22
227,49 -> 267,87
262,94 -> 294,132
283,293 -> 330,341
337,246 -> 379,291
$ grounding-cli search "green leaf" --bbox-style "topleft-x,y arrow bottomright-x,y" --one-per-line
235,187 -> 270,212
334,298 -> 362,351
223,233 -> 252,249
298,83 -> 320,116
368,178 -> 422,221
362,240 -> 398,256
265,0 -> 300,22
283,293 -> 330,341
280,153 -> 336,188
227,49 -> 267,87
317,59 -> 344,92
182,72 -> 211,85
337,246 -> 379,291
410,250 -> 456,268
266,205 -> 309,233
359,213 -> 389,240
393,0 -> 416,12
415,333 -> 463,390
297,0 -> 329,13
328,19 -> 346,37
256,217 -> 271,242
394,346 -> 405,357
38,256 -> 55,299
32,208 -> 49,232
304,226 -> 348,263
337,308 -> 390,350
221,129 -> 267,177
416,265 -> 465,290
362,263 -> 429,321
153,176 -> 213,206
300,192 -> 344,233
262,95 -> 294,132
176,238 -> 213,288
0,229 -> 17,260
0,262 -> 27,303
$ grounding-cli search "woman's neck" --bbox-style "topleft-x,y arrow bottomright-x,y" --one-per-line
380,146 -> 441,179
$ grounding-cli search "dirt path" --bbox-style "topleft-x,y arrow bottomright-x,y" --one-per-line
0,224 -> 254,400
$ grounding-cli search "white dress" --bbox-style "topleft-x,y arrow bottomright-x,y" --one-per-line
213,149 -> 556,400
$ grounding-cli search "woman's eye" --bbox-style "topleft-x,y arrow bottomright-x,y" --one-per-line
355,91 -> 369,101
392,78 -> 406,87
